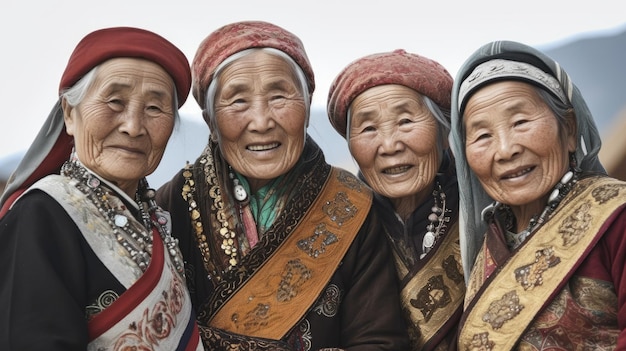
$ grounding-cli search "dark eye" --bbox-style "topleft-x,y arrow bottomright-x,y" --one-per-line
271,94 -> 286,101
399,118 -> 413,126
514,119 -> 528,127
476,133 -> 490,141
361,125 -> 376,133
107,99 -> 124,111
147,104 -> 164,113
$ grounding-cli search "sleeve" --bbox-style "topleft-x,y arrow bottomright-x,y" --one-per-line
599,206 -> 626,350
0,191 -> 89,350
338,208 -> 410,351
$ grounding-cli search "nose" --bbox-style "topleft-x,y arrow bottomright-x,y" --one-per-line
247,99 -> 276,133
378,129 -> 403,155
494,134 -> 522,162
119,103 -> 147,137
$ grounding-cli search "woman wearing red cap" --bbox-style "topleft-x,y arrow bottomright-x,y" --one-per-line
156,21 -> 409,350
0,27 -> 204,350
327,50 -> 464,350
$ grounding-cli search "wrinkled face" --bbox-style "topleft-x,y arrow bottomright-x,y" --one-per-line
63,58 -> 176,195
348,84 -> 441,203
464,81 -> 576,215
211,51 -> 307,192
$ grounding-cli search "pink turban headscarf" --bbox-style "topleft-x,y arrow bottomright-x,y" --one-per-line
191,21 -> 315,113
327,49 -> 452,138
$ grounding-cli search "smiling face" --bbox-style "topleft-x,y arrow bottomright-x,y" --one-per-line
348,84 -> 442,208
463,80 -> 576,220
63,58 -> 176,196
211,51 -> 307,192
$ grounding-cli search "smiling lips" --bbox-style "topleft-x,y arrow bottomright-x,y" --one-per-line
501,166 -> 534,180
247,142 -> 280,151
113,145 -> 145,155
383,165 -> 412,175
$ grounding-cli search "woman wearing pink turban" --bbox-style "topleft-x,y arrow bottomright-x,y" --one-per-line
327,49 -> 464,350
0,27 -> 204,350
156,21 -> 409,350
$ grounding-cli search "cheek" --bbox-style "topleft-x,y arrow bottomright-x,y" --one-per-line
349,138 -> 376,169
281,113 -> 307,136
465,146 -> 490,177
215,117 -> 244,141
152,119 -> 175,143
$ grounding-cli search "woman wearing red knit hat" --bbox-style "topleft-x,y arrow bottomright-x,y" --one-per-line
0,27 -> 204,350
156,21 -> 409,350
327,49 -> 464,350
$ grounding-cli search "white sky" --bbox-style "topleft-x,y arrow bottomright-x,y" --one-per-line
1,0 -> 625,158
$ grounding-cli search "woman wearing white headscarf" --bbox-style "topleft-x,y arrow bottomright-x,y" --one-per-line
450,40 -> 625,350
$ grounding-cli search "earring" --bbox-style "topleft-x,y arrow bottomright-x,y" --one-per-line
569,152 -> 580,171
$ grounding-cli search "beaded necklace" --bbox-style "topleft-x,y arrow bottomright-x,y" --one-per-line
504,169 -> 580,249
61,159 -> 185,277
421,180 -> 450,259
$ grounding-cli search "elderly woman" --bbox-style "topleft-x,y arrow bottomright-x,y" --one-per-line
0,27 -> 204,350
156,21 -> 409,350
450,40 -> 626,350
327,50 -> 465,350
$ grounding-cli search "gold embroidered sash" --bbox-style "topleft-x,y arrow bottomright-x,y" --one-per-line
458,176 -> 626,350
397,222 -> 465,350
209,168 -> 372,340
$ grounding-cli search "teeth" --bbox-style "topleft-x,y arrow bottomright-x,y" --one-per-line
384,165 -> 410,175
248,143 -> 279,151
505,167 -> 532,179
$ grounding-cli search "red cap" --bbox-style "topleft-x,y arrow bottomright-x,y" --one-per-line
60,27 -> 191,107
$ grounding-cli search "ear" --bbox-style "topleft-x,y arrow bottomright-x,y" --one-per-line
564,111 -> 578,153
61,97 -> 76,136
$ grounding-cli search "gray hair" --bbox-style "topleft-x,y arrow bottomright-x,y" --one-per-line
203,48 -> 310,127
60,65 -> 181,121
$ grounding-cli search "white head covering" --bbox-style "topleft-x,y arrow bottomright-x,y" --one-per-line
449,40 -> 606,281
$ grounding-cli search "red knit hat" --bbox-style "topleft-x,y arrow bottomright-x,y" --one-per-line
60,27 -> 191,107
327,49 -> 452,138
0,27 -> 191,218
191,21 -> 315,111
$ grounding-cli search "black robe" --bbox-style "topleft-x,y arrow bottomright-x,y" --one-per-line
157,136 -> 409,350
0,190 -> 128,350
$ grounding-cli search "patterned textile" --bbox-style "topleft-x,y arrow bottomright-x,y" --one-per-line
459,175 -> 625,350
373,153 -> 464,350
31,175 -> 203,351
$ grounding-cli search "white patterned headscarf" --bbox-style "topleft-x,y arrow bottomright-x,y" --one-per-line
449,40 -> 606,281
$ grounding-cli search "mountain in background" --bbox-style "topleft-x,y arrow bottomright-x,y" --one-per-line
544,27 -> 626,135
2,27 -> 625,189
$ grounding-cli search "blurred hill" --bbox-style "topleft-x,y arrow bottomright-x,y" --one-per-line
1,27 -> 626,193
544,28 -> 626,135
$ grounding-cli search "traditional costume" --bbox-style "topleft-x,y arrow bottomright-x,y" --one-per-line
327,49 -> 465,350
0,27 -> 204,350
156,21 -> 409,350
450,40 -> 626,350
